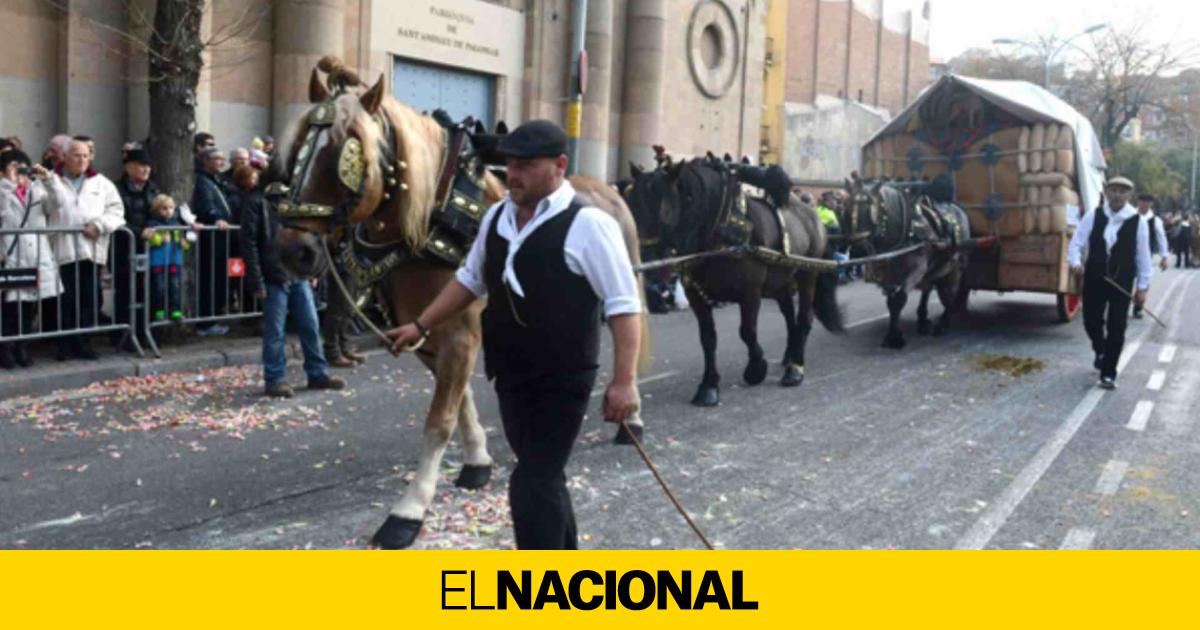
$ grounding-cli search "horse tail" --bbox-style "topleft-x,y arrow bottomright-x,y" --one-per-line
813,269 -> 845,333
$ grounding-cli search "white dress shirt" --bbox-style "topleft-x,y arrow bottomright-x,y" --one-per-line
1068,202 -> 1153,291
455,180 -> 643,317
1140,210 -> 1170,258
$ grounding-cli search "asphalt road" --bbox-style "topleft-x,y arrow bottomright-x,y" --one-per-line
3,269 -> 1199,550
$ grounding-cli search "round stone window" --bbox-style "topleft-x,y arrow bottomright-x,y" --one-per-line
688,0 -> 740,99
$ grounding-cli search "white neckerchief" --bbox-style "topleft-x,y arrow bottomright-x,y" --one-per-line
499,180 -> 577,297
1102,203 -> 1136,253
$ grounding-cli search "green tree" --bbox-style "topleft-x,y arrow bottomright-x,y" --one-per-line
1106,141 -> 1185,201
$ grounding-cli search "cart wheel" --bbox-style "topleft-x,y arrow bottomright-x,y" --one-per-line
1056,292 -> 1081,323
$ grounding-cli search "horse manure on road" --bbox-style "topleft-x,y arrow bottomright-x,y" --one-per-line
967,354 -> 1045,378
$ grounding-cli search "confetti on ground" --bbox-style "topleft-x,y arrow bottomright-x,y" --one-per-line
0,365 -> 331,442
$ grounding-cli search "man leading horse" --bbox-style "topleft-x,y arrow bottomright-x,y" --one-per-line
385,120 -> 642,550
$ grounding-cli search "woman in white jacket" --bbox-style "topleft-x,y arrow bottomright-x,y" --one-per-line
37,139 -> 125,360
0,151 -> 62,368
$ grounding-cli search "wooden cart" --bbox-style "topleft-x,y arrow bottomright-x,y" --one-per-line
861,75 -> 1106,323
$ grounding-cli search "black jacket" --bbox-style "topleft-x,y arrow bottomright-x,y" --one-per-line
191,169 -> 235,225
117,175 -> 161,234
239,189 -> 287,293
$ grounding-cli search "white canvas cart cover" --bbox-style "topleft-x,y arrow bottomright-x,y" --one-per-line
866,74 -> 1107,213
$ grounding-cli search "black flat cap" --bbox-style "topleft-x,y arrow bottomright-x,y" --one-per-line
123,148 -> 152,165
496,119 -> 568,159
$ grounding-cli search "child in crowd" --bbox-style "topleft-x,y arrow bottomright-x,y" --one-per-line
143,195 -> 192,321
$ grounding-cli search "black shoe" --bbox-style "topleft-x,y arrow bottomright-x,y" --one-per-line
0,347 -> 14,370
264,382 -> 295,398
13,344 -> 32,368
307,375 -> 346,391
1099,376 -> 1116,390
74,344 -> 99,361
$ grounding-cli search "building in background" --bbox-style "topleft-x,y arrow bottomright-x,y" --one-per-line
1,0 -> 928,184
761,0 -> 932,187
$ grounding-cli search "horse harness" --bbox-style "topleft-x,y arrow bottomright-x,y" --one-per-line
273,98 -> 492,296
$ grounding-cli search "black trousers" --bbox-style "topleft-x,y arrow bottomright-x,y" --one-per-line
1082,276 -> 1131,380
198,231 -> 230,321
112,231 -> 147,343
1177,239 -> 1191,268
59,261 -> 101,350
495,369 -> 597,550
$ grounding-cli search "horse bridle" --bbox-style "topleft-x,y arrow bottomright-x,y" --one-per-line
272,96 -> 407,232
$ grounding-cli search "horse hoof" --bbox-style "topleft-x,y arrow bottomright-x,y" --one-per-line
743,357 -> 769,386
691,387 -> 720,407
455,464 -> 492,490
916,319 -> 931,335
370,515 -> 423,549
781,365 -> 805,387
613,424 -> 643,445
881,334 -> 907,350
932,320 -> 949,337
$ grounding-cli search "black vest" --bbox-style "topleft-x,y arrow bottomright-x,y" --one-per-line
1148,215 -> 1161,254
1086,208 -> 1140,291
481,198 -> 602,381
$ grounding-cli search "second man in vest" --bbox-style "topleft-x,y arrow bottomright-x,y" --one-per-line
1068,177 -> 1154,389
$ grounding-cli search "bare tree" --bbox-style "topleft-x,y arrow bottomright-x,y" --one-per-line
38,0 -> 273,199
1073,23 -> 1200,148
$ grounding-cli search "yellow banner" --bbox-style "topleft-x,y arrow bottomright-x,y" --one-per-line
3,551 -> 1195,628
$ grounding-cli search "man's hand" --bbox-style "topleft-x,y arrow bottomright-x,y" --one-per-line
215,220 -> 230,230
1134,290 -> 1147,307
603,379 -> 640,424
310,277 -> 319,290
82,223 -> 101,241
385,323 -> 423,355
141,227 -> 154,240
30,164 -> 49,180
1070,264 -> 1085,277
1160,257 -> 1169,271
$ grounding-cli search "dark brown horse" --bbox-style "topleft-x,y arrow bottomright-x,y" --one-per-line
269,59 -> 649,549
626,155 -> 843,406
842,175 -> 971,349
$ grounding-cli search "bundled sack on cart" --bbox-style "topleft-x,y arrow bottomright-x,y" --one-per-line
860,76 -> 1102,240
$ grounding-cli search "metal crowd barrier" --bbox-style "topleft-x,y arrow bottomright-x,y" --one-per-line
139,224 -> 328,358
141,225 -> 261,357
1,223 -> 334,361
0,225 -> 142,355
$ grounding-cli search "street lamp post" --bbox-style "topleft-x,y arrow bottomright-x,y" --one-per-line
993,23 -> 1108,90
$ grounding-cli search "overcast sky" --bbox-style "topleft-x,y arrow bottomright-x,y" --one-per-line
888,0 -> 1198,62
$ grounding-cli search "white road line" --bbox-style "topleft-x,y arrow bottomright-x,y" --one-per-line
1146,370 -> 1167,391
1059,527 -> 1097,550
1093,460 -> 1129,496
1158,345 -> 1177,364
846,313 -> 888,329
590,370 -> 681,398
1126,401 -> 1154,432
953,271 -> 1190,550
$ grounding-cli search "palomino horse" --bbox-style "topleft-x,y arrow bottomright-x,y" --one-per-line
842,174 -> 971,349
271,59 -> 650,549
626,155 -> 843,406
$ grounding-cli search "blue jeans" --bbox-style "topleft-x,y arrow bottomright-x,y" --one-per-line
262,281 -> 328,385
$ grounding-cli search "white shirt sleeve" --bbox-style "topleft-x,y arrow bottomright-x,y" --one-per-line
1067,208 -> 1095,268
454,203 -> 501,298
564,207 -> 643,317
1136,217 -> 1153,291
